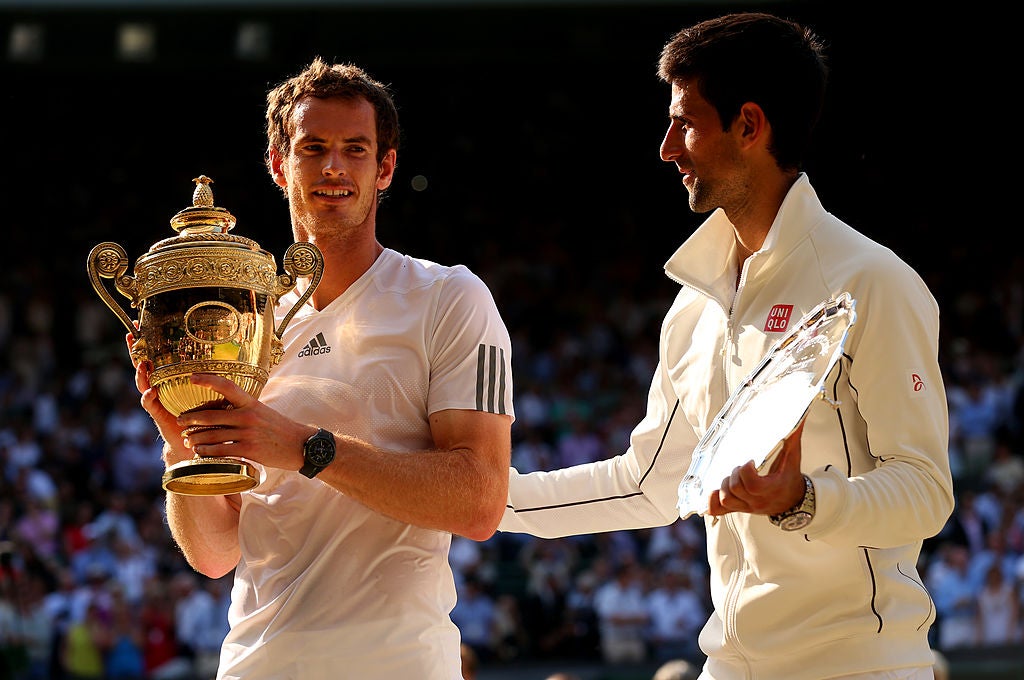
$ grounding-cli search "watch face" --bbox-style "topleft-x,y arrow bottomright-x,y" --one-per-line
780,512 -> 812,531
306,437 -> 335,467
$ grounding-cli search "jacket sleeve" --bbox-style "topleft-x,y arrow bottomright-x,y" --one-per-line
809,257 -> 955,548
498,358 -> 697,538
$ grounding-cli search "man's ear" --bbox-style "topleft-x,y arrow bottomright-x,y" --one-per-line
735,101 -> 769,151
268,148 -> 287,188
376,148 -> 397,191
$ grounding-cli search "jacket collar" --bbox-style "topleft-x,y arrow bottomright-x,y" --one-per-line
664,173 -> 827,293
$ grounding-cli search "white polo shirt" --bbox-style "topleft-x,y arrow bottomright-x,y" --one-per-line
218,248 -> 514,680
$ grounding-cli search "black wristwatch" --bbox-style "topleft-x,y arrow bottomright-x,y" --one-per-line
769,474 -> 815,531
300,428 -> 336,479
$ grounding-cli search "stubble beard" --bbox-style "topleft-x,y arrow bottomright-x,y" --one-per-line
687,177 -> 715,214
687,173 -> 739,216
291,187 -> 376,241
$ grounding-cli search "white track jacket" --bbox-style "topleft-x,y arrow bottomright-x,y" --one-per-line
499,175 -> 954,679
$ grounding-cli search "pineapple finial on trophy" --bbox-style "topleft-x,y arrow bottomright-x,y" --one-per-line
170,174 -> 236,235
192,175 -> 215,207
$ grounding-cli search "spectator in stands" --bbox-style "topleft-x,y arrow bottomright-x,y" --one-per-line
451,574 -> 498,663
943,489 -> 998,556
652,658 -> 700,680
593,562 -> 649,665
975,562 -> 1020,646
930,648 -> 950,680
983,436 -> 1024,497
169,571 -> 215,670
967,530 -> 1017,591
460,642 -> 479,680
13,570 -> 54,680
490,593 -> 530,663
553,569 -> 601,659
929,543 -> 978,649
105,588 -> 145,680
645,568 -> 705,663
517,538 -> 577,645
555,415 -> 604,468
61,601 -> 109,680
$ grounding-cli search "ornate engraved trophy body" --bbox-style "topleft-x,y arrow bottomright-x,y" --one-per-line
87,176 -> 323,495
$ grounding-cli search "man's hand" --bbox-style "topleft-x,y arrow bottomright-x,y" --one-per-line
174,373 -> 315,473
707,418 -> 806,517
127,331 -> 184,452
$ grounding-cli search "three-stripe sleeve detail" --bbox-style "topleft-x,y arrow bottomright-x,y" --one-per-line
476,344 -> 508,415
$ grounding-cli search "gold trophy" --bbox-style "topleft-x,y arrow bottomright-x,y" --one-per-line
87,175 -> 323,496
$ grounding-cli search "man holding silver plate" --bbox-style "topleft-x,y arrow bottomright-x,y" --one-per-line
498,13 -> 953,680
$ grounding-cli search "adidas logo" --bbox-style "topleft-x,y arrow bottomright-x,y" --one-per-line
298,332 -> 332,357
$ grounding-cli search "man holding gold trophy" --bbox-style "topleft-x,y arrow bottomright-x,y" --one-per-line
117,59 -> 515,679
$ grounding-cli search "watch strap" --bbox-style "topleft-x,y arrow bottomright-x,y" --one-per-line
769,474 -> 815,530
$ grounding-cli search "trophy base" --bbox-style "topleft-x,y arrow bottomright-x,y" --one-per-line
162,457 -> 258,496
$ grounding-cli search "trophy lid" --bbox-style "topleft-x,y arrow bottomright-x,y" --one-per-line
89,173 -> 322,329
145,174 -> 261,255
170,175 -> 236,235
127,174 -> 278,300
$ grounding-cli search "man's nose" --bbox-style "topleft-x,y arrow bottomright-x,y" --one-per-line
323,150 -> 345,176
660,121 -> 682,162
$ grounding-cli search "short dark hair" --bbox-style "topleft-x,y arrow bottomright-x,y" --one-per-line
265,57 -> 400,170
658,12 -> 828,171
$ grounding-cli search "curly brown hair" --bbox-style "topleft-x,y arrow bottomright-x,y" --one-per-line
264,57 -> 400,172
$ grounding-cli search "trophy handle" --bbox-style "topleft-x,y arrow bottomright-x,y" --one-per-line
275,241 -> 324,338
87,242 -> 140,335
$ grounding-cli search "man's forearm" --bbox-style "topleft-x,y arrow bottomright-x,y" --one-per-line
162,443 -> 242,577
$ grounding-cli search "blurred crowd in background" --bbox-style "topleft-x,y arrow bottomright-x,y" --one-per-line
0,221 -> 1021,678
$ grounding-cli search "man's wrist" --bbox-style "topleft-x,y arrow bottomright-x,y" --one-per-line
161,440 -> 192,467
768,474 -> 815,531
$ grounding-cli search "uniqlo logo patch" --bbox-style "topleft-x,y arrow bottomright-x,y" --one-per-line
764,304 -> 794,332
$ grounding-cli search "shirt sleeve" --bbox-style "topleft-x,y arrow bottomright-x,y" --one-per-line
498,356 -> 695,538
426,265 -> 515,420
809,256 -> 954,547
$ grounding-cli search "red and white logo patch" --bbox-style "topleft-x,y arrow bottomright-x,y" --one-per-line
764,304 -> 794,333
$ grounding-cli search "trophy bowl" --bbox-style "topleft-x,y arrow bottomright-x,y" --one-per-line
87,175 -> 323,495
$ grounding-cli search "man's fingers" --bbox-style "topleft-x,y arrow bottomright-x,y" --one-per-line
724,461 -> 761,500
190,373 -> 249,406
707,490 -> 725,516
768,417 -> 805,474
134,359 -> 155,396
714,463 -> 758,514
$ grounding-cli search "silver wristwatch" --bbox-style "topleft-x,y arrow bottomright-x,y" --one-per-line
769,474 -> 815,531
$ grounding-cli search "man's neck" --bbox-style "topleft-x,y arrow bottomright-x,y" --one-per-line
305,235 -> 384,311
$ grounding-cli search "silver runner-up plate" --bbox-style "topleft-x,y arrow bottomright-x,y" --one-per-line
676,292 -> 857,519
